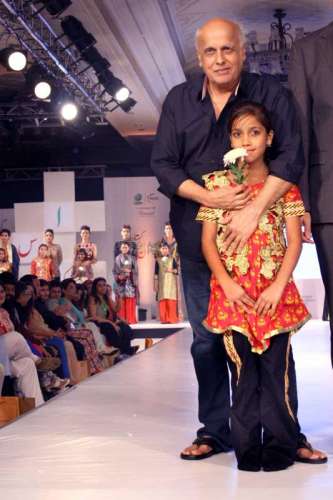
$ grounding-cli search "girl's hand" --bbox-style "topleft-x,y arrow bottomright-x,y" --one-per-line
254,282 -> 284,316
222,280 -> 255,313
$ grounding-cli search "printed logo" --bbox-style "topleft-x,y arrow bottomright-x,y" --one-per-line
134,193 -> 143,205
18,238 -> 38,258
57,206 -> 62,227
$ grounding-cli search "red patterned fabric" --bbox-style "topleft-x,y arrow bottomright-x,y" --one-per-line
202,181 -> 310,354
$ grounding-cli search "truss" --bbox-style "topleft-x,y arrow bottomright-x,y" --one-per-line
0,0 -> 121,119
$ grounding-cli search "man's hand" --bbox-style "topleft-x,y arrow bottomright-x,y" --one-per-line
222,204 -> 260,253
221,279 -> 255,313
204,184 -> 252,210
254,282 -> 284,317
301,212 -> 314,243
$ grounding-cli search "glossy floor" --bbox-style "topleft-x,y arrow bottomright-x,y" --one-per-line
0,320 -> 332,500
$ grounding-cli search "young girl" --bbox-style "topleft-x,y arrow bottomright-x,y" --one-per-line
154,243 -> 179,323
113,242 -> 138,324
31,244 -> 54,281
71,248 -> 94,283
0,247 -> 11,274
197,102 -> 311,472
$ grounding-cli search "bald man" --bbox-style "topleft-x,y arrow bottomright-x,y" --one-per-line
151,18 -> 326,464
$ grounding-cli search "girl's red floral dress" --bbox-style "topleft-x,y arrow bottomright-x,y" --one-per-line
197,171 -> 311,354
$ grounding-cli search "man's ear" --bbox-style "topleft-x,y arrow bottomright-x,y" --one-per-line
197,51 -> 202,67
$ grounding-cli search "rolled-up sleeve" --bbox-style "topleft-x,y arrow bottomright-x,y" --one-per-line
269,87 -> 305,185
151,91 -> 188,198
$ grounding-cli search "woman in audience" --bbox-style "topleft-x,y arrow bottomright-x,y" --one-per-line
0,283 -> 44,405
7,282 -> 69,392
31,244 -> 54,281
88,277 -> 138,357
47,278 -> 103,374
44,229 -> 63,279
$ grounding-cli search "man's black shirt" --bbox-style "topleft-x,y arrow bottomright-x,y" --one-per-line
151,72 -> 304,261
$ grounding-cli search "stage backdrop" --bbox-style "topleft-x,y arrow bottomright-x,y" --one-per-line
0,173 -> 326,320
102,177 -> 170,318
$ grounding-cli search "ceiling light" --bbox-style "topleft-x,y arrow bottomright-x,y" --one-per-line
25,63 -> 53,99
61,16 -> 96,52
98,70 -> 130,101
118,98 -> 137,113
33,0 -> 72,17
60,102 -> 79,121
0,48 -> 27,71
34,81 -> 52,99
115,86 -> 130,103
82,46 -> 110,75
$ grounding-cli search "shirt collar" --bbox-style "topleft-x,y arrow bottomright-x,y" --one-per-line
201,75 -> 241,101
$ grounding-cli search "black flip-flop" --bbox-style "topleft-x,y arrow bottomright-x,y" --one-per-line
295,438 -> 328,464
180,436 -> 221,461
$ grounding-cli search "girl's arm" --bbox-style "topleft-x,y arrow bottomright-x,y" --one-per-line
31,259 -> 36,275
255,216 -> 302,316
202,221 -> 255,312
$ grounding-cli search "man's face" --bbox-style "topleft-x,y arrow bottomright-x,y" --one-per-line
197,22 -> 245,89
3,283 -> 15,299
44,232 -> 53,244
39,285 -> 50,301
121,228 -> 130,240
50,286 -> 61,300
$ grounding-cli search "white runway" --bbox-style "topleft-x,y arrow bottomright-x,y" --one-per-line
0,320 -> 333,500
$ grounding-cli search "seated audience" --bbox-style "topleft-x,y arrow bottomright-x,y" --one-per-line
88,277 -> 138,357
47,279 -> 103,374
0,283 -> 44,405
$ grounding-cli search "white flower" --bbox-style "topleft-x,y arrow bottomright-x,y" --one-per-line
223,147 -> 248,166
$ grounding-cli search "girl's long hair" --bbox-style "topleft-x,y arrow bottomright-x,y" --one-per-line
91,277 -> 109,305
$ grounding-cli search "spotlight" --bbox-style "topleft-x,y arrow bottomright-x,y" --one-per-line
81,46 -> 110,75
115,86 -> 130,103
33,0 -> 72,17
98,70 -> 130,102
118,98 -> 137,113
60,102 -> 79,121
25,64 -> 53,99
34,81 -> 52,99
61,16 -> 96,52
0,48 -> 27,71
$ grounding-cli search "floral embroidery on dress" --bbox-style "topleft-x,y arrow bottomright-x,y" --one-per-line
196,171 -> 310,354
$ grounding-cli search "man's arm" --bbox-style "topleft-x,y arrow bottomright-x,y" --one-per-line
151,89 -> 251,210
288,42 -> 312,213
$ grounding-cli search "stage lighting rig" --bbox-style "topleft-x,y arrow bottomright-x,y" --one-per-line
99,70 -> 130,103
0,47 -> 27,71
25,64 -> 53,99
31,0 -> 72,17
61,16 -> 96,53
